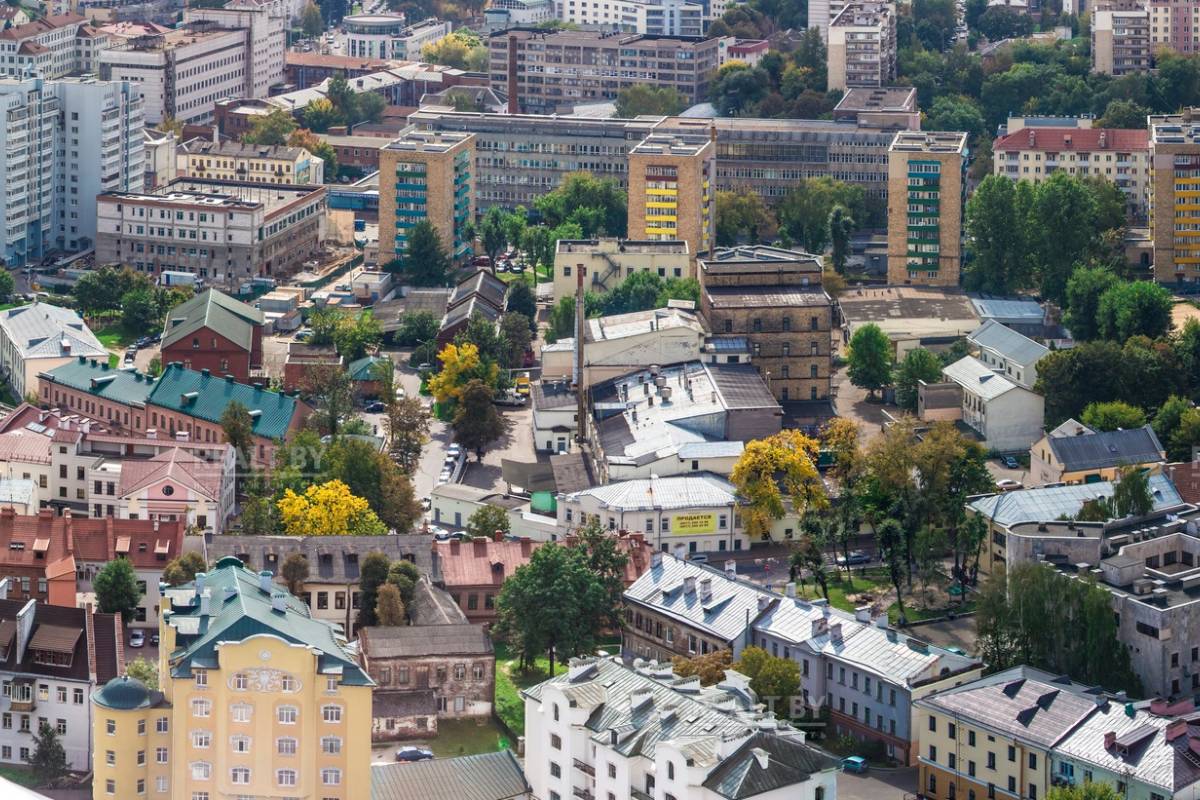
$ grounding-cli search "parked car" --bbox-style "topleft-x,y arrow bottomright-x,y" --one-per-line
150,633 -> 159,647
471,255 -> 492,267
494,391 -> 526,407
364,401 -> 386,413
128,630 -> 145,648
395,747 -> 434,762
836,550 -> 871,566
995,479 -> 1024,492
496,262 -> 509,273
294,328 -> 313,341
416,362 -> 433,374
447,444 -> 462,459
840,756 -> 868,774
1000,455 -> 1020,469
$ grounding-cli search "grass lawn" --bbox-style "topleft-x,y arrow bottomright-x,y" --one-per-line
94,324 -> 137,349
494,638 -> 620,734
424,718 -> 511,758
0,765 -> 37,787
794,571 -> 892,614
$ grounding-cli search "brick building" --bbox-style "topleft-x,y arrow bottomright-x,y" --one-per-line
160,288 -> 264,382
887,131 -> 968,286
627,133 -> 715,259
700,246 -> 833,406
282,342 -> 343,393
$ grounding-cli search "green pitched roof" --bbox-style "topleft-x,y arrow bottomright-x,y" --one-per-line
163,560 -> 372,686
147,363 -> 300,440
41,357 -> 155,406
161,288 -> 264,352
347,355 -> 389,382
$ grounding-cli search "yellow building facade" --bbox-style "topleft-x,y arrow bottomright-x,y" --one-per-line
92,557 -> 374,800
627,133 -> 715,259
1150,111 -> 1200,282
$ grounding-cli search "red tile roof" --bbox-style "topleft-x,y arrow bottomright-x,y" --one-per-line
1168,462 -> 1200,506
0,509 -> 185,572
0,12 -> 85,41
117,447 -> 224,499
435,534 -> 652,588
993,127 -> 1149,153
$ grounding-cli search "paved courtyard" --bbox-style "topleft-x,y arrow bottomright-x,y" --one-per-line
837,767 -> 919,800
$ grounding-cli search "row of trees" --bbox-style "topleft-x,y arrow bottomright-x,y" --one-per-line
73,265 -> 193,333
716,178 -> 875,254
707,29 -> 840,120
545,270 -> 699,343
241,108 -> 339,177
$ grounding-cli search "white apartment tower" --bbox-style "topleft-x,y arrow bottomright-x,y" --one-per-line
0,79 -> 57,266
184,0 -> 287,99
827,1 -> 897,92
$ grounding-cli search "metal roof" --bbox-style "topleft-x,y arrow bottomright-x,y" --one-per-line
371,751 -> 530,800
1047,425 -> 1165,472
0,303 -> 106,360
360,623 -> 492,659
40,357 -> 154,406
148,363 -> 301,441
969,473 -> 1183,527
563,473 -> 739,511
967,319 -> 1048,367
969,296 -> 1045,322
941,356 -> 1021,401
161,288 -> 263,353
1055,702 -> 1200,793
702,731 -> 838,799
676,441 -> 745,459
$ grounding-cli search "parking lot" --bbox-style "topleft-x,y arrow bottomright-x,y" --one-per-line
838,767 -> 918,800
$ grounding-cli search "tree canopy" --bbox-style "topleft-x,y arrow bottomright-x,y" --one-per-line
276,479 -> 387,536
731,430 -> 826,538
847,323 -> 893,397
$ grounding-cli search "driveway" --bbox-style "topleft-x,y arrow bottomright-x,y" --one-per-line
837,767 -> 919,800
459,403 -> 539,494
832,363 -> 891,445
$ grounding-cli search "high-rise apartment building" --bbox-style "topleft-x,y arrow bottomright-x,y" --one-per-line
554,0 -> 704,36
627,133 -> 714,257
827,2 -> 897,92
1150,111 -> 1200,283
808,0 -> 846,40
91,558 -> 374,800
1092,7 -> 1150,75
1150,0 -> 1200,57
488,28 -> 723,114
887,131 -> 968,286
0,76 -> 144,266
378,130 -> 475,264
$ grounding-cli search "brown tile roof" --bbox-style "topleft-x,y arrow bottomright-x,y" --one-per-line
0,431 -> 52,464
117,447 -> 224,499
360,623 -> 492,658
434,535 -> 651,588
0,599 -> 120,683
0,403 -> 108,436
68,515 -> 184,570
0,12 -> 84,41
285,51 -> 392,70
993,127 -> 1150,153
1168,462 -> 1200,506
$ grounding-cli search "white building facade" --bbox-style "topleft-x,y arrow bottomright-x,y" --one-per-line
555,0 -> 704,36
343,15 -> 451,60
184,0 -> 287,100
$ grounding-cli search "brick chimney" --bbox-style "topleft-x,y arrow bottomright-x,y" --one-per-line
84,602 -> 98,683
62,508 -> 74,557
112,612 -> 125,676
1103,731 -> 1116,750
473,538 -> 487,556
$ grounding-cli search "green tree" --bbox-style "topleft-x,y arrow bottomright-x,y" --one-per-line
1036,172 -> 1109,304
0,270 -> 14,304
533,172 -> 626,237
546,292 -> 601,343
1111,465 -> 1153,518
827,205 -> 855,274
27,721 -> 67,786
375,582 -> 406,626
963,175 -> 1034,294
301,1 -> 324,36
1080,400 -> 1146,432
478,205 -> 509,271
94,558 -> 142,623
240,494 -> 277,536
395,310 -> 440,347
1096,281 -> 1173,342
242,108 -> 298,146
847,323 -> 893,398
387,559 -> 420,606
709,63 -> 770,115
1063,265 -> 1119,341
778,177 -> 867,253
467,504 -> 511,540
877,518 -> 908,622
500,313 -> 532,368
389,220 -> 452,286
421,30 -> 488,71
356,552 -> 391,628
386,396 -> 430,474
1046,783 -> 1124,800
715,189 -> 778,246
452,379 -> 511,459
1096,99 -> 1151,130
280,553 -> 309,596
925,94 -> 986,140
893,347 -> 943,411
1154,395 -> 1193,461
126,656 -> 158,690
162,551 -> 206,587
506,280 -> 537,324
288,128 -> 338,179
220,400 -> 255,476
494,543 -> 614,674
732,430 -> 826,539
735,646 -> 801,712
300,363 -> 354,437
615,84 -> 685,117
324,437 -> 421,532
791,529 -> 829,601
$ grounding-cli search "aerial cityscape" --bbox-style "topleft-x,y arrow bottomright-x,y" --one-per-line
0,0 -> 1191,798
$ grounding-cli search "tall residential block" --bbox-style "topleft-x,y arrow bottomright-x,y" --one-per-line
887,131 -> 968,286
626,133 -> 714,258
184,0 -> 287,100
1150,111 -> 1200,283
1091,7 -> 1150,75
827,1 -> 897,92
554,0 -> 704,36
90,557 -> 374,800
379,130 -> 475,263
1149,0 -> 1200,57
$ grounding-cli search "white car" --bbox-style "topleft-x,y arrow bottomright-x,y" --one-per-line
128,630 -> 145,648
446,444 -> 462,459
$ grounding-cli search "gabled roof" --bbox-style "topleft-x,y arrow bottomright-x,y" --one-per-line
702,731 -> 838,799
942,356 -> 1021,401
347,354 -> 390,381
993,127 -> 1149,154
161,289 -> 263,353
969,473 -> 1183,527
370,750 -> 530,800
1046,424 -> 1165,472
39,357 -> 154,407
623,554 -> 775,644
915,666 -> 1104,749
117,447 -> 224,500
148,363 -> 301,441
447,270 -> 507,312
0,304 -> 105,360
967,319 -> 1048,366
164,559 -> 371,685
0,598 -> 120,684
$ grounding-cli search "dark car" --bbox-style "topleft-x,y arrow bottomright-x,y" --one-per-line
1001,455 -> 1020,469
836,551 -> 871,566
364,401 -> 386,413
395,747 -> 434,762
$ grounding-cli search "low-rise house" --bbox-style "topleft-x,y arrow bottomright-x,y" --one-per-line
0,303 -> 107,399
920,355 -> 1045,452
1031,424 -> 1166,485
199,534 -> 434,634
430,484 -> 526,531
115,448 -> 231,534
282,341 -> 343,392
0,589 -> 123,772
523,656 -> 839,800
360,623 -> 495,739
371,750 -> 531,800
348,354 -> 391,400
557,473 -> 751,555
915,667 -> 1108,800
531,380 -> 578,454
437,270 -> 508,348
160,288 -> 265,383
178,138 -> 324,185
966,319 -> 1049,391
552,238 -> 691,301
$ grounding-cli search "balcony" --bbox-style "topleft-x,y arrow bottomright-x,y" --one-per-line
573,759 -> 595,777
631,790 -> 653,800
572,788 -> 594,800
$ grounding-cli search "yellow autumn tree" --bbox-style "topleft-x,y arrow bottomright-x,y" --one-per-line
822,417 -> 864,487
426,342 -> 499,406
730,430 -> 827,538
276,479 -> 387,536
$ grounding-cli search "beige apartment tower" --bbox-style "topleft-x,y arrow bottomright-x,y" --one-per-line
378,129 -> 475,263
1091,8 -> 1150,75
827,2 -> 897,92
627,133 -> 715,259
887,131 -> 968,286
1150,111 -> 1200,283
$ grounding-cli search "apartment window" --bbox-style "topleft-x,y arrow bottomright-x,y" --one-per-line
233,673 -> 247,690
322,705 -> 342,723
105,780 -> 114,795
987,751 -> 995,769
278,737 -> 298,756
232,704 -> 251,722
551,733 -> 562,750
191,730 -> 211,748
321,736 -> 341,755
277,770 -> 297,787
1008,746 -> 1016,762
191,699 -> 211,718
550,762 -> 561,778
321,768 -> 341,786
948,723 -> 956,740
137,719 -> 145,736
156,747 -> 168,764
928,716 -> 936,732
155,776 -> 167,793
231,736 -> 250,754
231,767 -> 250,785
277,706 -> 298,724
156,717 -> 168,733
194,670 -> 207,688
929,745 -> 937,762
191,762 -> 211,781
968,730 -> 976,746
106,751 -> 115,767
137,750 -> 146,767
106,718 -> 116,735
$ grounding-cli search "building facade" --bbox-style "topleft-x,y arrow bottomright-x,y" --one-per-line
887,131 -> 968,286
627,133 -> 715,258
1092,8 -> 1150,75
344,15 -> 450,60
92,558 -> 374,800
1150,111 -> 1200,283
95,178 -> 327,290
0,14 -> 102,80
1149,0 -> 1200,57
700,246 -> 832,405
555,0 -> 704,36
184,0 -> 286,99
179,139 -> 324,186
827,2 -> 897,92
488,28 -> 722,114
378,130 -> 475,263
0,303 -> 107,399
